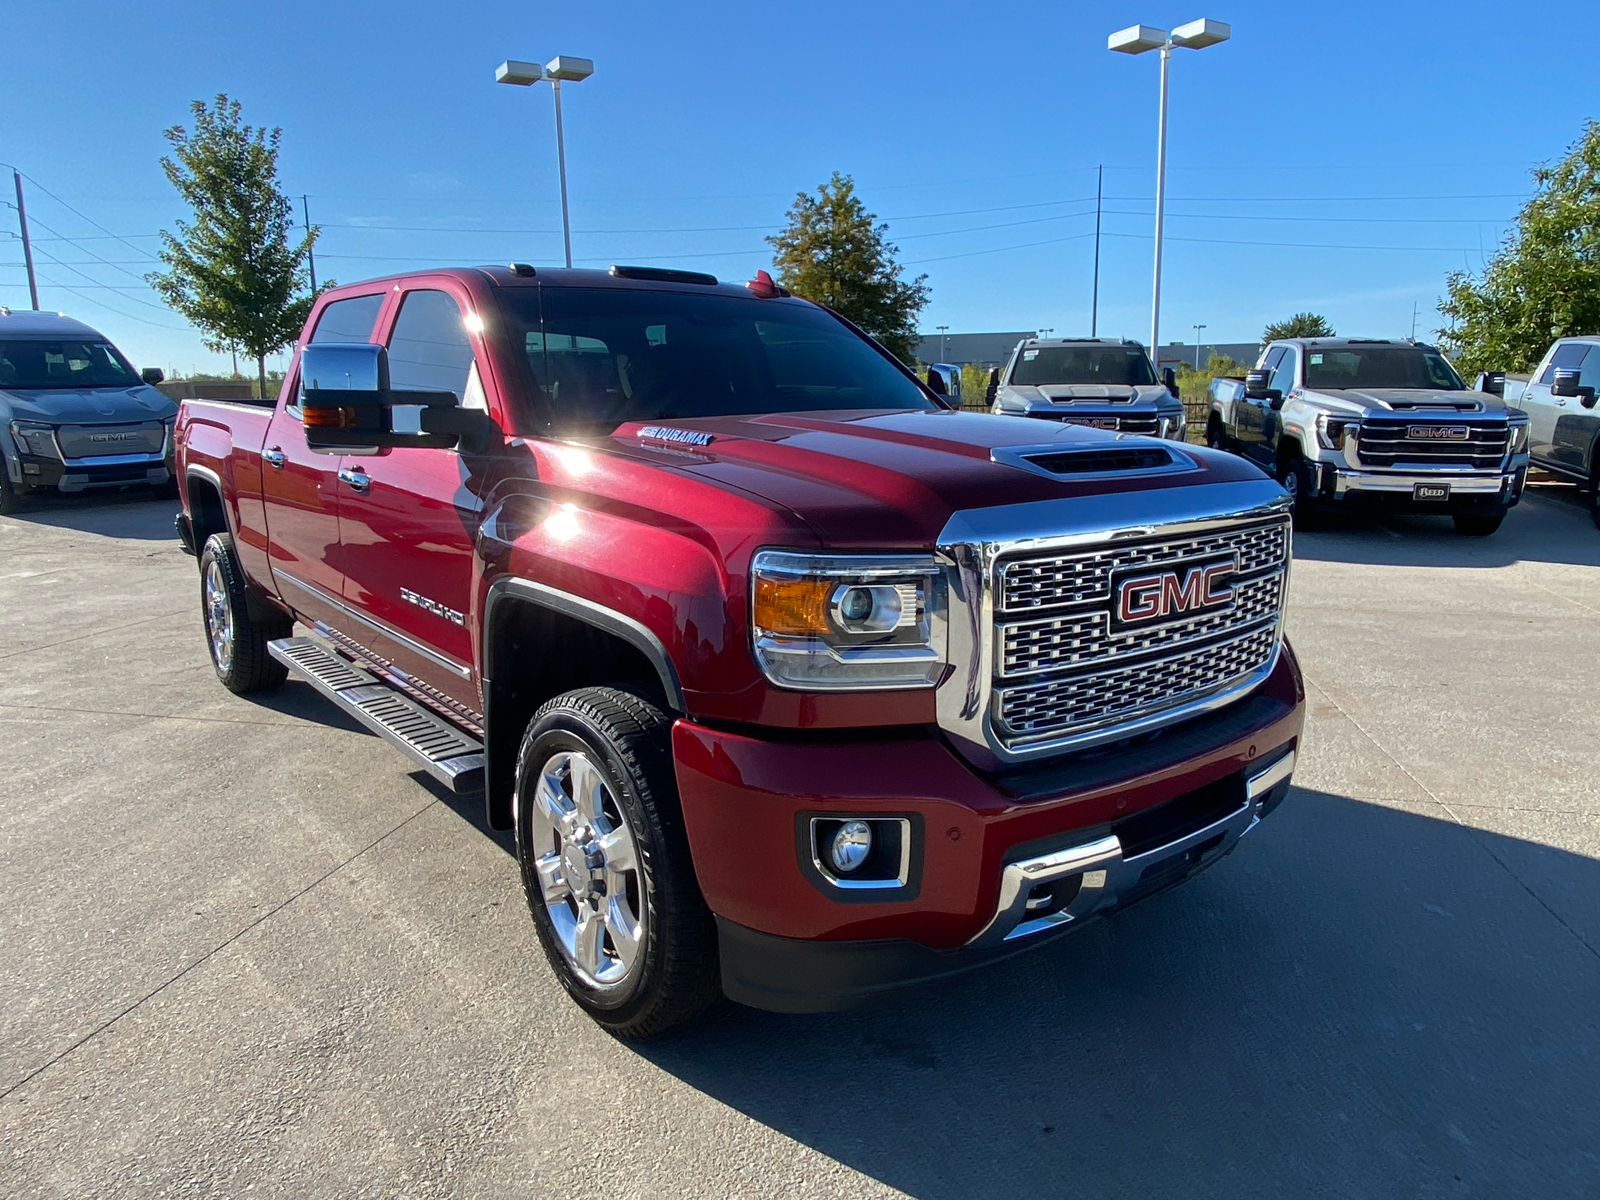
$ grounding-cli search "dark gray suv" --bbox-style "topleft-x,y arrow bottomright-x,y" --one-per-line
0,310 -> 177,514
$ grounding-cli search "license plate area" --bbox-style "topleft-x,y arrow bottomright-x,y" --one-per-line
1413,482 -> 1450,501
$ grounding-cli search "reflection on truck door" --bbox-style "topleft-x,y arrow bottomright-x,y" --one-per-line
1550,344 -> 1600,475
1523,342 -> 1588,464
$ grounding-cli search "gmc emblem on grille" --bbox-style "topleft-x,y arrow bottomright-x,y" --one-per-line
1407,425 -> 1469,441
1113,556 -> 1236,627
89,432 -> 140,443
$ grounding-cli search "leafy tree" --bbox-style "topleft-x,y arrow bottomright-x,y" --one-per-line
148,95 -> 323,398
1440,120 -> 1600,374
1263,313 -> 1335,342
767,173 -> 930,365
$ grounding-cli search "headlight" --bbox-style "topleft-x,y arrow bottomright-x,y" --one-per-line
1507,421 -> 1528,454
1315,414 -> 1357,451
750,551 -> 943,690
1160,415 -> 1187,441
8,421 -> 60,459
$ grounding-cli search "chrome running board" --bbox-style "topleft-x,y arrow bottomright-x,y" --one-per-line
269,637 -> 484,794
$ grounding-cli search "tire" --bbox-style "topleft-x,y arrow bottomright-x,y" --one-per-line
0,471 -> 22,517
1205,418 -> 1226,451
1592,487 -> 1600,532
198,533 -> 291,694
1278,456 -> 1318,530
1453,511 -> 1505,536
514,687 -> 720,1039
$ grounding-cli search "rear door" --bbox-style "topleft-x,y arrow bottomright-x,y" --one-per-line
260,291 -> 387,626
335,284 -> 496,706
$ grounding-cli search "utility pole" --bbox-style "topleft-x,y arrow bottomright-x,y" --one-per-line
1091,165 -> 1103,337
1193,323 -> 1206,368
13,171 -> 39,310
1411,301 -> 1419,340
302,195 -> 318,292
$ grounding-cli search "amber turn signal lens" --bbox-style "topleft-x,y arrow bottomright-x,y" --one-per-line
753,576 -> 832,636
302,406 -> 357,429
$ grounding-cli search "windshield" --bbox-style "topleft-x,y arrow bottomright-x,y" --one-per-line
0,339 -> 141,391
1303,347 -> 1465,391
494,288 -> 937,435
1009,345 -> 1157,387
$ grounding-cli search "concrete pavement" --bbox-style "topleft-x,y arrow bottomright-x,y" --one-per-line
1,483 -> 1596,1198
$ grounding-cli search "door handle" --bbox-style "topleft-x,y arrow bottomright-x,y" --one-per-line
264,447 -> 286,469
337,467 -> 370,492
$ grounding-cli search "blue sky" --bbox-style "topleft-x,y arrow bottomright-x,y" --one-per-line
1,0 -> 1596,373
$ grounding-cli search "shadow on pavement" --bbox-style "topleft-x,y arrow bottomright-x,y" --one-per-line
639,788 -> 1600,1198
1294,484 -> 1599,570
4,492 -> 178,542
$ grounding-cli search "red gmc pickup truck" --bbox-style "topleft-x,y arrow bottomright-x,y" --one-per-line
175,264 -> 1304,1038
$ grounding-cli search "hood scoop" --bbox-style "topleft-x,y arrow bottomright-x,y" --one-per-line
992,443 -> 1194,481
1383,399 -> 1481,412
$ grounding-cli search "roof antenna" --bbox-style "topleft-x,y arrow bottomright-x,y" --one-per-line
746,269 -> 786,298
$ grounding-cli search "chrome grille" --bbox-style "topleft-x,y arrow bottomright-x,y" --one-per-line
1356,418 -> 1508,470
1001,521 -> 1286,612
1053,414 -> 1158,434
1000,572 -> 1282,678
995,625 -> 1279,740
55,422 -> 165,459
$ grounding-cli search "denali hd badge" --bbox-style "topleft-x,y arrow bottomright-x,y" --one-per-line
400,587 -> 465,626
1112,555 -> 1236,628
1407,425 -> 1469,441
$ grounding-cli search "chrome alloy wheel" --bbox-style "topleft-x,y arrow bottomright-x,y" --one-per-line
524,749 -> 646,989
202,558 -> 234,674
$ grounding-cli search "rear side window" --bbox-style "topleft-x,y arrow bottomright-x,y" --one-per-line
310,293 -> 385,344
387,290 -> 476,400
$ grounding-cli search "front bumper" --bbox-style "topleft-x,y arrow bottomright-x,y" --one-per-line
1311,462 -> 1527,509
675,645 -> 1304,1012
16,451 -> 170,493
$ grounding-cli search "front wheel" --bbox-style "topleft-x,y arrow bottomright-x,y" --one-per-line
1278,457 -> 1318,530
1205,418 -> 1226,451
0,471 -> 22,516
1453,511 -> 1505,537
515,687 -> 720,1039
198,533 -> 291,693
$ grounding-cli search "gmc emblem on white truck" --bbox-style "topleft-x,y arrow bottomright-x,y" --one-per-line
1113,557 -> 1236,627
1407,425 -> 1469,441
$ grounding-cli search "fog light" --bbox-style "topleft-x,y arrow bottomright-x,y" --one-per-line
829,821 -> 873,873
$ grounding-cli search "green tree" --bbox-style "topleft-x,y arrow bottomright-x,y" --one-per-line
767,173 -> 930,364
1263,313 -> 1335,342
148,95 -> 323,398
1440,121 -> 1600,375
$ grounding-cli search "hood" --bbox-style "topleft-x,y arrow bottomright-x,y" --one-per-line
0,384 -> 177,426
1305,386 -> 1509,415
597,408 -> 1268,549
1000,383 -> 1176,410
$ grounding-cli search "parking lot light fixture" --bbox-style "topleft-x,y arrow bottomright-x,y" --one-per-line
495,55 -> 595,268
1108,19 -> 1230,359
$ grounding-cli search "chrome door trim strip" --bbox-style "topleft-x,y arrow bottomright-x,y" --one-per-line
276,571 -> 473,679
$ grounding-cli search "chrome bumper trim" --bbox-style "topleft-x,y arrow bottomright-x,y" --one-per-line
967,750 -> 1294,949
1332,468 -> 1510,496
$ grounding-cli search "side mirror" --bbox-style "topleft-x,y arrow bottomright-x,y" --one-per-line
1162,365 -> 1178,398
1475,370 -> 1506,397
1551,368 -> 1583,399
1246,366 -> 1285,409
985,367 -> 1000,406
299,343 -> 485,452
141,367 -> 165,385
925,363 -> 960,402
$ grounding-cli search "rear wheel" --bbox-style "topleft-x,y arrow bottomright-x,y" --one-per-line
198,533 -> 291,694
1453,511 -> 1505,536
515,687 -> 720,1039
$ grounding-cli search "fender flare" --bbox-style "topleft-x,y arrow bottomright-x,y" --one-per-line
480,577 -> 684,712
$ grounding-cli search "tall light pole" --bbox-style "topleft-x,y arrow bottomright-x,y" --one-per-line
1109,19 -> 1230,360
496,55 -> 595,268
1192,323 -> 1207,368
937,325 -> 949,361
